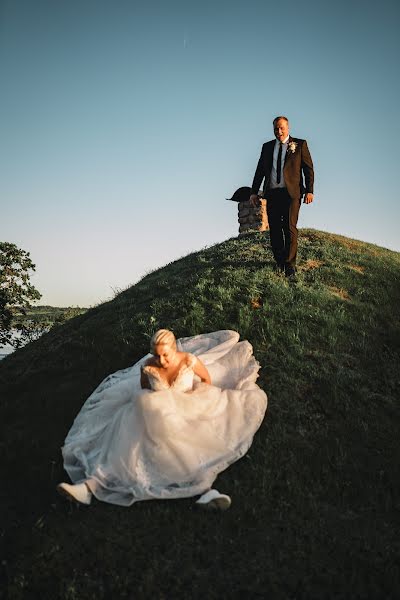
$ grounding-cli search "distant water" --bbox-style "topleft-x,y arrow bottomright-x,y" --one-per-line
0,344 -> 14,360
0,327 -> 51,359
0,330 -> 19,360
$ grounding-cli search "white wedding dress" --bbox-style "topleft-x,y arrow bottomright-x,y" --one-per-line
61,330 -> 268,506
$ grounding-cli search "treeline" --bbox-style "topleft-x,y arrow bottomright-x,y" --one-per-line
17,305 -> 87,323
10,305 -> 88,348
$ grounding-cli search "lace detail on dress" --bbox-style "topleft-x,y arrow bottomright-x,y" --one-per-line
143,354 -> 196,392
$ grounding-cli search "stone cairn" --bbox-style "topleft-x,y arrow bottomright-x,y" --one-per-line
227,187 -> 269,236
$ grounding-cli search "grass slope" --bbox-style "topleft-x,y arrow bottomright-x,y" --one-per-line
1,229 -> 399,599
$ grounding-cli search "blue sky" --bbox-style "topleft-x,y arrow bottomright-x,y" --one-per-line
1,0 -> 399,306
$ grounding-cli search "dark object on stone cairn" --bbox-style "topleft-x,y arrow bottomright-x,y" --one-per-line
227,187 -> 253,203
227,187 -> 269,236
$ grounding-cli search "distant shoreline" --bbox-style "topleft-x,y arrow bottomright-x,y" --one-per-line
0,306 -> 88,359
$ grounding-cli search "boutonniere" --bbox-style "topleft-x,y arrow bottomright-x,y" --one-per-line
288,141 -> 297,154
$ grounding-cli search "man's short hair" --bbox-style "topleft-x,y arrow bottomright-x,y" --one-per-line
273,116 -> 289,126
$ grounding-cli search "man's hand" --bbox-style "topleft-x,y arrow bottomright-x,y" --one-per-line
304,193 -> 314,204
249,194 -> 259,207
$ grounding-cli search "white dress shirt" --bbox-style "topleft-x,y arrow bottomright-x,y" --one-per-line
270,135 -> 289,189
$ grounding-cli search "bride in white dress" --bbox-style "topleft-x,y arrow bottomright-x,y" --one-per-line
57,329 -> 267,510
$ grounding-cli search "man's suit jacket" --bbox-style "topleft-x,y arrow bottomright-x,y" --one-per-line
251,137 -> 314,201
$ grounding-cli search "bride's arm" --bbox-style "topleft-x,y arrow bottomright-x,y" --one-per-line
140,366 -> 151,389
192,356 -> 211,384
141,358 -> 155,389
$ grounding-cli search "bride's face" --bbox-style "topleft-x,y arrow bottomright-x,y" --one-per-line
153,343 -> 177,368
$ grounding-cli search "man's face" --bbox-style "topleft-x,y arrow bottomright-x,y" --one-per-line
274,119 -> 289,142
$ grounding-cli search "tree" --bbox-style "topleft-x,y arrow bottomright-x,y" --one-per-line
0,242 -> 42,348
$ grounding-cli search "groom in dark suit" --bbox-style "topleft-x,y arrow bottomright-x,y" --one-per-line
250,116 -> 314,277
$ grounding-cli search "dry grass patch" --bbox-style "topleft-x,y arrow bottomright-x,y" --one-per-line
250,297 -> 263,309
337,236 -> 381,257
348,264 -> 365,274
300,259 -> 324,271
328,286 -> 351,301
366,247 -> 382,257
336,237 -> 364,252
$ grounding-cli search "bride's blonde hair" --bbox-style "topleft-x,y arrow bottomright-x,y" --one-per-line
150,329 -> 176,352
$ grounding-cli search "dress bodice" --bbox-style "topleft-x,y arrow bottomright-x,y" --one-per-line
142,354 -> 196,393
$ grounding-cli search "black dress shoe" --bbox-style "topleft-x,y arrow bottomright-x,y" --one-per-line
285,265 -> 297,279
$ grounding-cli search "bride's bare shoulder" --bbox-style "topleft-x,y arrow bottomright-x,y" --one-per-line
181,352 -> 197,367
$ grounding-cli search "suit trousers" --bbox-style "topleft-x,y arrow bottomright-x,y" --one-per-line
265,188 -> 301,268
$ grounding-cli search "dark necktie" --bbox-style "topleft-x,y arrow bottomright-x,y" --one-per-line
276,143 -> 282,184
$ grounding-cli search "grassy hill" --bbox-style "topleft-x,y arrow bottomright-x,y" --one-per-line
1,229 -> 399,599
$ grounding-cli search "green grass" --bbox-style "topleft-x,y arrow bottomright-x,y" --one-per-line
1,229 -> 399,599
